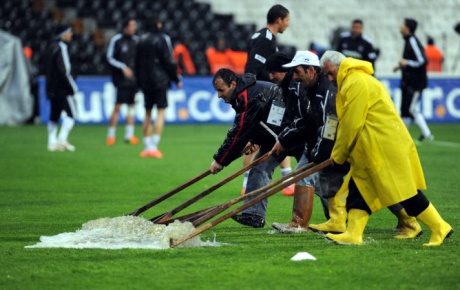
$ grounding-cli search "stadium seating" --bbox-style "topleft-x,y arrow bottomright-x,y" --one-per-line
2,0 -> 458,76
196,0 -> 460,76
0,0 -> 264,76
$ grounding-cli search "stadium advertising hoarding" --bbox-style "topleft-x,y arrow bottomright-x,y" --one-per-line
38,76 -> 460,124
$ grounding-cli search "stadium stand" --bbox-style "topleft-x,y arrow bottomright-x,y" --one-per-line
0,0 -> 263,76
196,0 -> 460,75
1,0 -> 459,76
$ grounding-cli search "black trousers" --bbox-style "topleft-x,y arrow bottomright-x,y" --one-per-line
49,96 -> 76,122
400,84 -> 423,119
347,177 -> 430,216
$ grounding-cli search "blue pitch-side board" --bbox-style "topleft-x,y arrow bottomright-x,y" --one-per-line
38,76 -> 460,124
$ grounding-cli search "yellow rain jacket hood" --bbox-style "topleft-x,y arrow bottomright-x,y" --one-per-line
332,58 -> 426,212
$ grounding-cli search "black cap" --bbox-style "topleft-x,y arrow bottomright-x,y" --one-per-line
54,23 -> 72,39
265,52 -> 291,72
454,22 -> 460,35
404,18 -> 417,34
427,36 -> 434,45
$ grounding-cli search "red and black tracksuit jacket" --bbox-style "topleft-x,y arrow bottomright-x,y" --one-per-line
213,74 -> 285,167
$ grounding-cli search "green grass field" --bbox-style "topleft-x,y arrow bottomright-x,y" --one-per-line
1,123 -> 459,290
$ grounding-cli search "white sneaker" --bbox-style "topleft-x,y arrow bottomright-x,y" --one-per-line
58,141 -> 76,152
418,134 -> 434,142
48,143 -> 63,152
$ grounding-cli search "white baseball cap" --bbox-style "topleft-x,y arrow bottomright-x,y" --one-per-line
282,50 -> 320,68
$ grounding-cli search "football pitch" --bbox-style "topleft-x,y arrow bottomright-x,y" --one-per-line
1,123 -> 459,290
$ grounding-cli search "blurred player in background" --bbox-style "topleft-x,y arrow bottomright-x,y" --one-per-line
336,19 -> 379,70
136,15 -> 182,158
106,18 -> 139,146
394,18 -> 433,143
45,23 -> 78,152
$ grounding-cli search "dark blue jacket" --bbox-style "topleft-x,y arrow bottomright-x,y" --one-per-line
244,28 -> 277,81
106,33 -> 139,88
135,30 -> 180,91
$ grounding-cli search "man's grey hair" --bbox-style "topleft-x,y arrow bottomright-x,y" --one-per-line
320,50 -> 346,68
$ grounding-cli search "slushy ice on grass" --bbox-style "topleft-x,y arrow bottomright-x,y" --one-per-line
26,216 -> 221,249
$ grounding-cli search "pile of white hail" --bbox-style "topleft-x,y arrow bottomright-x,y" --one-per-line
26,216 -> 222,249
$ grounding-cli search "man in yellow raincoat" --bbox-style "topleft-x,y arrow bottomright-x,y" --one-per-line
319,50 -> 452,246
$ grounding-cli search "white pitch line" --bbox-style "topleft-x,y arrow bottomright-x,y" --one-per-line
429,140 -> 460,148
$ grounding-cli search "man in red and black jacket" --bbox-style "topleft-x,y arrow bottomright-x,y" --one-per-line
210,69 -> 285,172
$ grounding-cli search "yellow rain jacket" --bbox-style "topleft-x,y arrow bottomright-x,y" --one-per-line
332,58 -> 426,212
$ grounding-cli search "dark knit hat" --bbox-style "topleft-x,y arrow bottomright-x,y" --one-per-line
404,18 -> 418,34
265,52 -> 291,72
54,23 -> 72,39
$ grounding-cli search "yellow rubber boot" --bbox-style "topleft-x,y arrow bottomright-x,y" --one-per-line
271,186 -> 314,233
326,209 -> 369,245
309,194 -> 347,234
416,203 -> 453,246
394,208 -> 423,239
